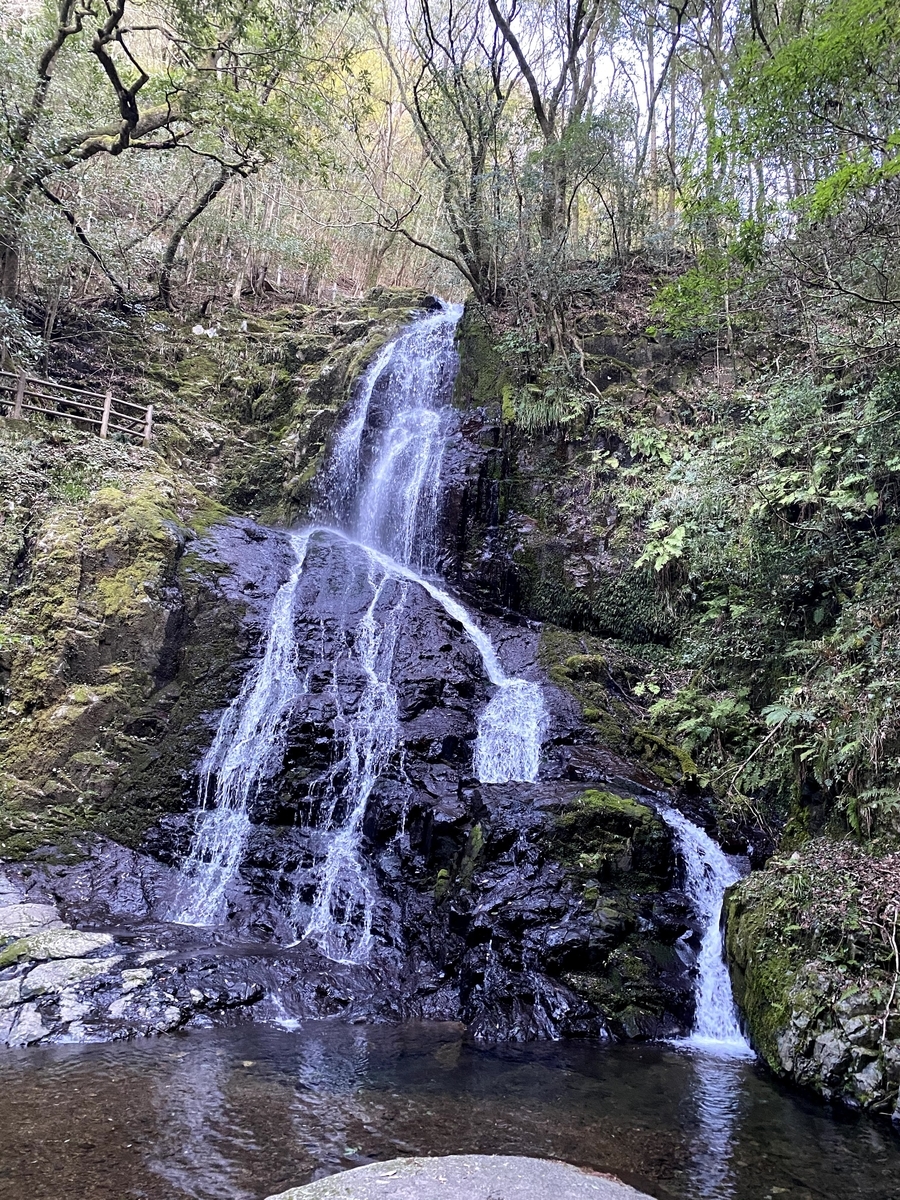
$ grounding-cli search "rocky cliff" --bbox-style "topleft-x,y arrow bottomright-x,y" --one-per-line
2,284 -> 898,1122
0,290 -> 712,1051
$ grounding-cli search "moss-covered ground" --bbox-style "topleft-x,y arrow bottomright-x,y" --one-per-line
0,288 -> 431,856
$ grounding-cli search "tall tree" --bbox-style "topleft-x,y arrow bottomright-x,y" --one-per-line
374,0 -> 518,302
0,0 -> 331,301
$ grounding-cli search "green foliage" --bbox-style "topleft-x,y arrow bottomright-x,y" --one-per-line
651,260 -> 737,337
649,690 -> 753,756
807,146 -> 900,222
0,299 -> 42,364
741,0 -> 900,164
643,368 -> 900,831
635,521 -> 685,572
493,327 -> 593,432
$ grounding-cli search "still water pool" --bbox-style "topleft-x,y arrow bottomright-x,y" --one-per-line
0,1022 -> 898,1200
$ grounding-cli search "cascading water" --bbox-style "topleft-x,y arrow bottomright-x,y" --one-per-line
300,571 -> 408,964
317,305 -> 453,572
173,302 -> 546,947
171,530 -> 313,925
299,303 -> 545,955
661,807 -> 753,1058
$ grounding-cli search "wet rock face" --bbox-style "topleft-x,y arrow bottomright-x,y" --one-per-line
1,523 -> 700,1047
432,304 -> 680,643
204,532 -> 697,1040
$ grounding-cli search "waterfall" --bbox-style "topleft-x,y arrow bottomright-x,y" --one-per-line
173,301 -> 546,942
301,569 -> 407,964
313,532 -> 546,784
660,808 -> 754,1058
172,530 -> 314,925
299,302 -> 545,954
317,305 -> 456,573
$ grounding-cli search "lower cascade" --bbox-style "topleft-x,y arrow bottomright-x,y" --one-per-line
173,303 -> 547,950
661,808 -> 753,1057
171,530 -> 314,925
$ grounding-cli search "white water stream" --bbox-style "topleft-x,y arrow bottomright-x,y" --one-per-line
171,531 -> 314,924
174,302 -> 546,946
661,807 -> 753,1059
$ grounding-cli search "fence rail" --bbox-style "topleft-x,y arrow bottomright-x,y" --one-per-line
0,369 -> 152,444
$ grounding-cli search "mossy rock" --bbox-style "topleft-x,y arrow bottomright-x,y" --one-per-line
515,545 -> 677,645
453,301 -> 507,413
562,936 -> 670,1036
725,879 -> 799,1066
555,790 -> 670,883
0,450 -> 253,856
631,728 -> 698,787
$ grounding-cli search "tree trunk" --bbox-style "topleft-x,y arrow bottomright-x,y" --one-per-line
0,235 -> 20,302
0,189 -> 29,301
158,165 -> 232,310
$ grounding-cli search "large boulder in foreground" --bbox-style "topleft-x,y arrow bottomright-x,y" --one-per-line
265,1155 -> 655,1200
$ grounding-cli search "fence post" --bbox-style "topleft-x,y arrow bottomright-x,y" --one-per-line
143,404 -> 154,446
12,370 -> 25,419
100,389 -> 112,439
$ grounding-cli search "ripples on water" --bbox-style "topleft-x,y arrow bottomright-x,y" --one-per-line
1,1024 -> 899,1200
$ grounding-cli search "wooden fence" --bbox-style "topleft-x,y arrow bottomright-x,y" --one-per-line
0,369 -> 153,444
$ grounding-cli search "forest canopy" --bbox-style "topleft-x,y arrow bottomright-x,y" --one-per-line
0,0 -> 895,352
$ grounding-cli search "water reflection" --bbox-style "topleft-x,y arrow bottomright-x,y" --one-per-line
686,1052 -> 744,1200
148,1043 -> 241,1200
0,1025 -> 899,1200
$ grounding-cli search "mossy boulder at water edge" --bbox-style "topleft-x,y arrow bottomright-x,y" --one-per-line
725,838 -> 900,1116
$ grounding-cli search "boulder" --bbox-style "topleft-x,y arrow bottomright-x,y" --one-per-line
0,903 -> 64,942
0,928 -> 114,966
20,955 -> 122,999
264,1156 -> 655,1200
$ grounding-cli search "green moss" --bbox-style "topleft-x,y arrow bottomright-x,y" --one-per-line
724,880 -> 800,1064
555,789 -> 669,883
0,436 -> 250,855
516,541 -> 676,642
175,353 -> 218,383
458,822 -> 484,888
538,625 -> 659,753
631,728 -> 699,786
562,938 -> 668,1031
454,302 -> 507,412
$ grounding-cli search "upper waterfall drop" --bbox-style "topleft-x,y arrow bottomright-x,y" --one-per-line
318,304 -> 461,573
172,300 -> 545,938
